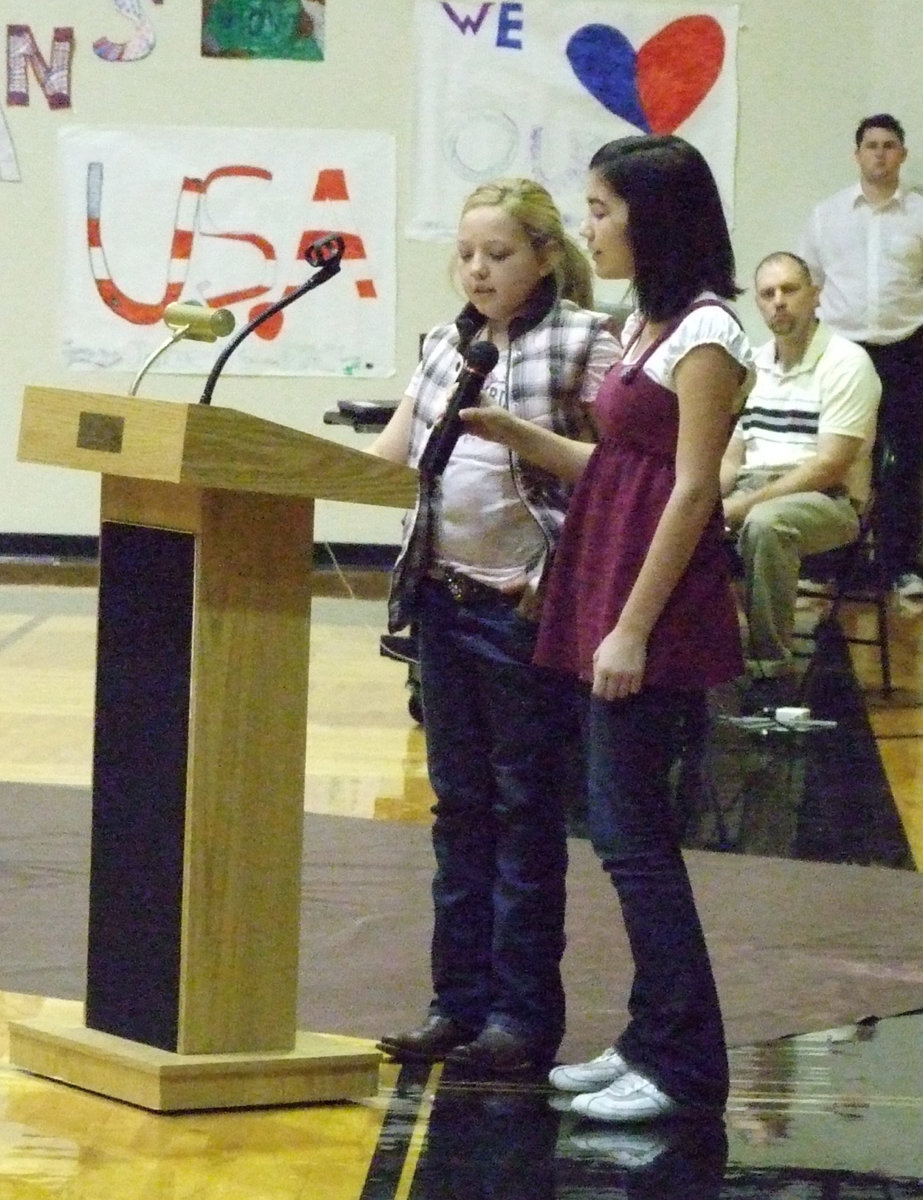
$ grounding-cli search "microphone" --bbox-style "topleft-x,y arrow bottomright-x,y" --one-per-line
304,233 -> 344,270
199,233 -> 345,405
163,301 -> 236,342
128,300 -> 237,395
419,340 -> 500,478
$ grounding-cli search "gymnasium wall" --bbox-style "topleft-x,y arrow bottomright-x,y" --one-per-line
1,1 -> 920,548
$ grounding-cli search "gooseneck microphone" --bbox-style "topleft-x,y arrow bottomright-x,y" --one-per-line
162,301 -> 236,342
418,340 -> 500,478
129,301 -> 237,396
199,233 -> 346,405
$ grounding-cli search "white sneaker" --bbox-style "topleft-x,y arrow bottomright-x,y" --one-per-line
798,577 -> 833,597
894,571 -> 923,598
570,1070 -> 678,1122
548,1045 -> 629,1093
567,1127 -> 670,1166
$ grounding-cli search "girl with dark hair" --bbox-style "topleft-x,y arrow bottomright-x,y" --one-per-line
586,136 -> 740,321
461,136 -> 753,1120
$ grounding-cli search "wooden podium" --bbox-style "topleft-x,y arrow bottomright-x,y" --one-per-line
9,386 -> 415,1111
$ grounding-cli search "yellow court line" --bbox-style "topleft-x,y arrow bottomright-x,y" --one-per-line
393,1063 -> 440,1200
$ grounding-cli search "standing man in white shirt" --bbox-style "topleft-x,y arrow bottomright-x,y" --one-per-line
722,253 -> 880,694
801,113 -> 923,597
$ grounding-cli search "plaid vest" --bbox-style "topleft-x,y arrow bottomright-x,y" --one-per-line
388,289 -> 613,631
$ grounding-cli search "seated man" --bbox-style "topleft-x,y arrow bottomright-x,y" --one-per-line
721,252 -> 881,684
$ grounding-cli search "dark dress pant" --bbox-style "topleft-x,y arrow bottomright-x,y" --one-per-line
861,325 -> 923,579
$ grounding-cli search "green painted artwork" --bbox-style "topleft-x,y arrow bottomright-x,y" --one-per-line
202,0 -> 325,62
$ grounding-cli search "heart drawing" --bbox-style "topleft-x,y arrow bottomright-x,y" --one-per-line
566,17 -> 725,135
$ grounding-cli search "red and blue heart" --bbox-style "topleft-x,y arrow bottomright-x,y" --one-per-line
566,16 -> 725,135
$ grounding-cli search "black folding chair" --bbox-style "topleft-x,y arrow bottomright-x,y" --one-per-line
796,495 -> 892,696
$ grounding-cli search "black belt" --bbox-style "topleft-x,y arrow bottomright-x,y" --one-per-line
428,567 -> 524,608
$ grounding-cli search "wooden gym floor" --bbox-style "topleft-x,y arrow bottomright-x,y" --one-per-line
0,580 -> 921,1198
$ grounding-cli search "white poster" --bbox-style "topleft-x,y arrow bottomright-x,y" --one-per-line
410,1 -> 739,239
59,126 -> 396,377
0,106 -> 21,181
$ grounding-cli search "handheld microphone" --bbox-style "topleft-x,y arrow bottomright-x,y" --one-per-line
419,340 -> 500,478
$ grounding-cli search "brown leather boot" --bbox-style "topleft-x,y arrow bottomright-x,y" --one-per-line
377,1015 -> 476,1063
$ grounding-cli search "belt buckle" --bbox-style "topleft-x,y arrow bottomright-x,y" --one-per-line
445,572 -> 468,604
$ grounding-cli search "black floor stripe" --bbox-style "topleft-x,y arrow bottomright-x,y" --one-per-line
358,1062 -> 432,1200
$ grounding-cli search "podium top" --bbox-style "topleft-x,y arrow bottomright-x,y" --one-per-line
18,386 -> 416,509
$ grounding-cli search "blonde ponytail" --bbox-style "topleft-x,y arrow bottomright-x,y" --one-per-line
458,178 -> 594,308
557,236 -> 594,308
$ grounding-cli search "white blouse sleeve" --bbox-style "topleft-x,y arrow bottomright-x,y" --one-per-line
653,304 -> 754,387
579,328 -> 622,404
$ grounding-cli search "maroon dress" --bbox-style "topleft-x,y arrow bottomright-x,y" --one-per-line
534,317 -> 744,690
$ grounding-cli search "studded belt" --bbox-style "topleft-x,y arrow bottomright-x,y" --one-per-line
428,566 -> 525,609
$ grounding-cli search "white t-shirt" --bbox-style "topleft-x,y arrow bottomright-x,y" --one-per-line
436,332 -> 617,590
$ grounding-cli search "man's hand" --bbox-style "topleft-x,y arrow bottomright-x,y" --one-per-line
722,491 -> 753,531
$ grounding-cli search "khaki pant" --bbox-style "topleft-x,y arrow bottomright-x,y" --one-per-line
729,470 -> 859,669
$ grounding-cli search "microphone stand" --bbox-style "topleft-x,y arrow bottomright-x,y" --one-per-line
199,233 -> 346,406
129,326 -> 192,397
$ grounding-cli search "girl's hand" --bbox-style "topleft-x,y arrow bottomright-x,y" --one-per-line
458,405 -> 518,445
461,406 -> 595,483
592,627 -> 647,700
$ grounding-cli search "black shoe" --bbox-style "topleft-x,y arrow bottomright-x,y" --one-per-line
379,634 -> 419,665
377,1014 -> 475,1064
445,1026 -> 550,1077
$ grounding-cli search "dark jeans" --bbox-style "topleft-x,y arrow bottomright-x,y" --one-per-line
861,326 -> 923,580
584,686 -> 729,1108
417,579 -> 571,1056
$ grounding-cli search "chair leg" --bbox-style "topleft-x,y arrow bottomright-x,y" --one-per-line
875,597 -> 893,695
798,602 -> 892,700
797,502 -> 893,698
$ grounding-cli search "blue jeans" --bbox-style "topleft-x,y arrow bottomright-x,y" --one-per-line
417,579 -> 570,1056
585,686 -> 729,1107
